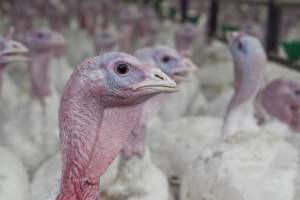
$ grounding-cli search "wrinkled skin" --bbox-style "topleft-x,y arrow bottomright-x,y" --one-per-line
56,52 -> 176,200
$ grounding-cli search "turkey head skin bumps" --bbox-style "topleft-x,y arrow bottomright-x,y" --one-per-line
55,52 -> 176,200
260,79 -> 300,133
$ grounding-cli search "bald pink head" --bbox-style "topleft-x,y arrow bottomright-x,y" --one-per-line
226,32 -> 266,112
260,79 -> 300,133
56,52 -> 176,200
0,34 -> 28,65
0,34 -> 28,93
223,32 -> 267,136
22,27 -> 65,54
135,46 -> 195,83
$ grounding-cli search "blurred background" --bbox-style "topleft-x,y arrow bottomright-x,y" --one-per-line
0,1 -> 300,200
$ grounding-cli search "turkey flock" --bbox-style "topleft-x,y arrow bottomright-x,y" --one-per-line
1,1 -> 300,200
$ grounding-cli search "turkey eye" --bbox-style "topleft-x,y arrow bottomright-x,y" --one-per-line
295,90 -> 300,96
37,33 -> 44,39
237,41 -> 243,50
162,56 -> 171,63
116,63 -> 130,75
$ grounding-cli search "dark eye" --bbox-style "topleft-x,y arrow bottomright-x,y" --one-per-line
36,32 -> 44,39
295,90 -> 300,96
115,63 -> 130,75
162,56 -> 171,63
237,41 -> 243,50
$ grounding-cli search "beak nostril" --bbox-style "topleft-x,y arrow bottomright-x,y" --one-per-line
155,74 -> 165,81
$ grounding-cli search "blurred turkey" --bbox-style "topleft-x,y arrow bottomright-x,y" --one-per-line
181,32 -> 300,200
2,28 -> 63,175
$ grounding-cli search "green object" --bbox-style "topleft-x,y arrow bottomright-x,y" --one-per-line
186,15 -> 200,24
168,7 -> 177,20
282,40 -> 300,62
153,0 -> 164,17
221,24 -> 239,35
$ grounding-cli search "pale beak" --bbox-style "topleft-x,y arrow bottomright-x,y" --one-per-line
0,41 -> 29,63
132,68 -> 177,93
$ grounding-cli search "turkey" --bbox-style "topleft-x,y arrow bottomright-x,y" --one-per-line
101,53 -> 174,200
2,28 -> 64,175
0,31 -> 30,200
181,32 -> 299,200
31,52 -> 176,200
47,29 -> 72,95
0,30 -> 28,121
135,46 -> 200,122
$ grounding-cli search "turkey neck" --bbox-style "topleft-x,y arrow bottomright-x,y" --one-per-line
223,58 -> 266,136
29,51 -> 52,104
120,93 -> 168,160
56,79 -> 144,200
226,59 -> 266,115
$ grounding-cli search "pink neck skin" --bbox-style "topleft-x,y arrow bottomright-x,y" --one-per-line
120,93 -> 168,159
260,82 -> 300,132
0,64 -> 6,95
29,52 -> 52,104
225,59 -> 265,116
121,124 -> 146,159
56,78 -> 144,200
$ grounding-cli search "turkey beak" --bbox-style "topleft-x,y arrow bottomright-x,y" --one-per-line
132,68 -> 177,93
1,41 -> 29,63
